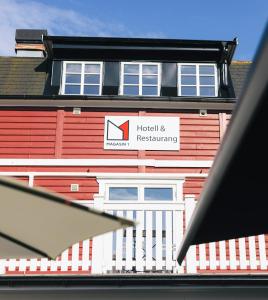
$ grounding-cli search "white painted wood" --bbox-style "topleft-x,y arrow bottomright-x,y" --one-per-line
29,258 -> 38,272
178,63 -> 218,97
60,248 -> 69,271
0,171 -> 207,180
115,210 -> 124,271
219,241 -> 227,269
81,239 -> 90,271
102,202 -> 184,211
185,195 -> 197,273
61,61 -> 103,96
91,179 -> 186,274
28,174 -> 34,187
120,62 -> 161,96
238,238 -> 247,269
103,232 -> 113,273
102,210 -> 113,273
199,244 -> 207,270
125,210 -> 134,271
258,235 -> 267,270
0,260 -> 5,275
229,239 -> 237,270
209,242 -> 217,270
71,242 -> 79,271
0,259 -> 6,275
145,211 -> 153,270
173,210 -> 184,273
40,258 -> 49,272
50,259 -> 58,272
155,211 -> 163,270
186,245 -> 197,274
135,210 -> 144,272
91,235 -> 103,274
0,158 -> 213,168
8,259 -> 16,272
165,211 -> 173,271
91,188 -> 105,274
18,258 -> 27,272
248,236 -> 257,269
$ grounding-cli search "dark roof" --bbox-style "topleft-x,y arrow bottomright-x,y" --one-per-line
230,61 -> 252,98
0,57 -> 48,95
0,56 -> 250,100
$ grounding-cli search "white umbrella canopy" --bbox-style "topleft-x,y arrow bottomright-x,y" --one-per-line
0,176 -> 135,259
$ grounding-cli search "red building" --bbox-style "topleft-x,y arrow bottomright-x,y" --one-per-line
0,29 -> 261,276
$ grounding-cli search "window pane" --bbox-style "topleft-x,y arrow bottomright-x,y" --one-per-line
142,86 -> 158,96
200,76 -> 215,85
181,75 -> 196,85
123,85 -> 139,95
65,74 -> 81,84
64,85 -> 80,94
66,63 -> 81,73
144,188 -> 173,201
84,74 -> 100,84
181,86 -> 197,96
124,64 -> 139,74
109,187 -> 138,200
181,65 -> 196,74
199,65 -> 215,75
85,64 -> 100,73
142,75 -> 158,85
84,85 -> 100,95
142,65 -> 158,74
200,86 -> 215,96
124,75 -> 139,84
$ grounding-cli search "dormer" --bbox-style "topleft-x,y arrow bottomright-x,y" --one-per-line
43,35 -> 237,99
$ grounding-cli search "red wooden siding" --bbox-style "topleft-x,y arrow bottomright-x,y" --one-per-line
146,113 -> 220,160
0,109 -> 231,160
184,177 -> 206,199
34,177 -> 98,201
0,110 -> 57,158
1,108 -> 242,275
62,111 -> 139,159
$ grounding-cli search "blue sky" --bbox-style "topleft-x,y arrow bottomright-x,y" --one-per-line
0,0 -> 267,59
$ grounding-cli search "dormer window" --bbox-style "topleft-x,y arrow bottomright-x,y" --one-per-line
178,63 -> 217,97
61,62 -> 103,95
120,62 -> 160,96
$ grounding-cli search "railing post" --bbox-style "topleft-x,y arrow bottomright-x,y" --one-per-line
184,194 -> 197,274
91,194 -> 105,274
0,260 -> 5,275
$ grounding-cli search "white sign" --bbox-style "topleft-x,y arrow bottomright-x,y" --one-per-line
104,116 -> 180,150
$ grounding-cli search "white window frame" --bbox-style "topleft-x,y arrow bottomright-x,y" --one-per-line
105,181 -> 178,203
177,63 -> 218,97
61,61 -> 103,95
120,62 -> 161,96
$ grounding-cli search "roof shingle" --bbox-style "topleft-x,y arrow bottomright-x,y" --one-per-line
0,57 -> 48,95
230,61 -> 251,98
0,57 -> 251,99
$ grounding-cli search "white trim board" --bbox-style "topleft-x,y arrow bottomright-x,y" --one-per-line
0,159 -> 213,168
0,172 -> 208,178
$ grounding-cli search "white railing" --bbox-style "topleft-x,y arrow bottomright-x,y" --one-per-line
0,241 -> 91,275
0,172 -> 268,275
92,194 -> 268,274
91,202 -> 185,274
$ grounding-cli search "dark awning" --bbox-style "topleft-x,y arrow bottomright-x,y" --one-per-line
177,25 -> 268,264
